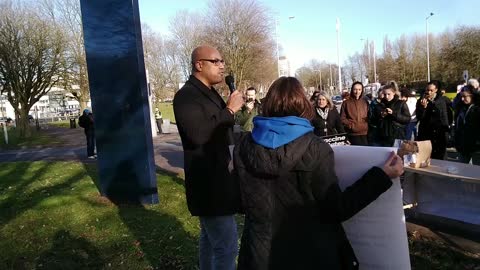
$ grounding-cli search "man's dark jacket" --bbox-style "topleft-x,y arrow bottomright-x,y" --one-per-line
173,75 -> 240,216
416,93 -> 449,159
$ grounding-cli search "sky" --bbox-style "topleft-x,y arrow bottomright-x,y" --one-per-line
138,0 -> 479,72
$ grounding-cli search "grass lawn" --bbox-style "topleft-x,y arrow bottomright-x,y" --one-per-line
444,92 -> 457,100
0,127 -> 62,150
0,161 -> 199,269
48,120 -> 71,129
0,161 -> 478,269
156,103 -> 175,124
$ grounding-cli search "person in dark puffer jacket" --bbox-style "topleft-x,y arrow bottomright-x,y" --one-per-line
377,83 -> 411,146
233,77 -> 404,270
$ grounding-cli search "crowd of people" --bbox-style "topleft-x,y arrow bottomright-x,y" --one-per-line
173,45 -> 405,270
309,79 -> 480,165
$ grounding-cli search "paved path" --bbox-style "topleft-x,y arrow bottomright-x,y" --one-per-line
0,125 -> 185,174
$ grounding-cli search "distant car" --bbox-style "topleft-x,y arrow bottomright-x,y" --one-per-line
332,95 -> 343,105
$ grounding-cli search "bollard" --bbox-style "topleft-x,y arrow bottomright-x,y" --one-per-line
69,118 -> 76,128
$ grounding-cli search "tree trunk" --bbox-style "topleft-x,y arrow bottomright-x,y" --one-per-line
79,99 -> 88,112
18,108 -> 32,138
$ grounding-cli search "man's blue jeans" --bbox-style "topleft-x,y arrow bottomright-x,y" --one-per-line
199,215 -> 238,270
85,129 -> 95,157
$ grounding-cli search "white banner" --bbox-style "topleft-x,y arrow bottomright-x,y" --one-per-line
333,146 -> 411,270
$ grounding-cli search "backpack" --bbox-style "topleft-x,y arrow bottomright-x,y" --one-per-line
78,115 -> 87,128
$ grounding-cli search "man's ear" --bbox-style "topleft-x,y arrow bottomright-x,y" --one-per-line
194,61 -> 202,72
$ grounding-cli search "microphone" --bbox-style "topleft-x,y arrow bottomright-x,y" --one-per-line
225,75 -> 235,94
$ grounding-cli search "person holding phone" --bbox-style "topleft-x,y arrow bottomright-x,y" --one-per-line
416,81 -> 449,159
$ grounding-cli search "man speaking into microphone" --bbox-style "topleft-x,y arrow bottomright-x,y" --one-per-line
173,45 -> 244,270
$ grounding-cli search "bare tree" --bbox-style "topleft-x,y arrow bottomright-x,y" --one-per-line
142,24 -> 181,101
39,0 -> 90,111
204,0 -> 276,90
0,1 -> 66,137
38,0 -> 90,110
169,10 -> 206,82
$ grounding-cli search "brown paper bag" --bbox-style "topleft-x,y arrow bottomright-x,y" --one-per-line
397,140 -> 432,168
412,140 -> 432,168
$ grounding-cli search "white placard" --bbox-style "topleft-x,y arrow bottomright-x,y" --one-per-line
333,145 -> 411,270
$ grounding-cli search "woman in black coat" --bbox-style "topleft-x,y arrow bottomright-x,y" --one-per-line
311,91 -> 345,137
377,84 -> 411,146
454,87 -> 480,164
234,77 -> 404,270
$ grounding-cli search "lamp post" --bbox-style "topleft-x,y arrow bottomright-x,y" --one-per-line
275,16 -> 295,78
360,38 -> 371,84
336,18 -> 342,93
275,19 -> 280,78
426,12 -> 434,82
373,40 -> 377,83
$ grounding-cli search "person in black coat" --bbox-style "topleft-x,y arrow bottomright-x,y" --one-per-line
454,86 -> 480,164
416,81 -> 450,159
78,109 -> 95,159
234,77 -> 404,270
311,91 -> 345,137
367,89 -> 385,146
377,84 -> 411,146
173,45 -> 244,270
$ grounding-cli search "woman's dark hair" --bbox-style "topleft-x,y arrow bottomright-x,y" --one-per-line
246,86 -> 256,93
461,86 -> 479,104
310,90 -> 320,102
350,81 -> 364,98
400,88 -> 411,98
263,77 -> 315,120
427,80 -> 440,90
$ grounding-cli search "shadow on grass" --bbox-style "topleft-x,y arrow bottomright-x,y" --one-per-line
116,205 -> 199,269
83,164 -> 199,269
35,230 -> 105,270
0,162 -> 87,227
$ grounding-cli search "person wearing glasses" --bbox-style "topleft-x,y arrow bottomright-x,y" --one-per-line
173,45 -> 244,270
454,85 -> 480,164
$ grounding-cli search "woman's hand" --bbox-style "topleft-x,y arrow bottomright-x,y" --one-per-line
382,151 -> 404,179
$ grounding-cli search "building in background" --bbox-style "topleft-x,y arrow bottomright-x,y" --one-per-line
279,56 -> 292,77
0,87 -> 87,120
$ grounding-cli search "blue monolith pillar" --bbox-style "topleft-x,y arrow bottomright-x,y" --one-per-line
79,0 -> 158,204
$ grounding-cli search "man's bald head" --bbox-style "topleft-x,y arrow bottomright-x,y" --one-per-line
191,46 -> 218,69
190,45 -> 225,88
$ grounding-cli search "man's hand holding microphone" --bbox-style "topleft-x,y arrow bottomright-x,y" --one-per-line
225,75 -> 244,114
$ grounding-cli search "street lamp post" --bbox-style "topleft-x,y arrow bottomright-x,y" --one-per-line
275,16 -> 295,78
336,18 -> 342,93
373,40 -> 377,83
275,19 -> 280,78
426,12 -> 434,82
